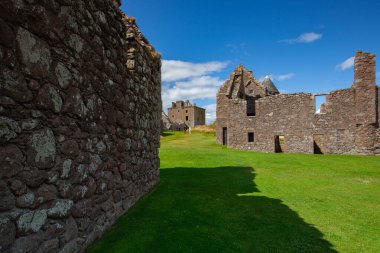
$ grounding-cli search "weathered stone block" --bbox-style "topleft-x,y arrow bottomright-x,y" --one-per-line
10,180 -> 27,196
17,210 -> 47,233
55,63 -> 73,89
16,27 -> 52,78
19,169 -> 48,188
60,140 -> 79,158
61,159 -> 73,179
0,116 -> 21,141
1,1 -> 161,252
21,118 -> 40,130
0,160 -> 23,179
16,192 -> 35,208
36,184 -> 58,204
27,128 -> 56,169
36,85 -> 63,113
0,181 -> 15,211
0,217 -> 16,251
64,217 -> 78,243
0,68 -> 33,103
35,239 -> 59,253
47,199 -> 74,218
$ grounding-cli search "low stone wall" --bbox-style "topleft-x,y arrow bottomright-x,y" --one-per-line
0,0 -> 161,252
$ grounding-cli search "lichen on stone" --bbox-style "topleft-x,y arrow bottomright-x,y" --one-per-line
19,193 -> 35,206
47,199 -> 74,218
68,34 -> 84,53
17,210 -> 47,233
55,63 -> 72,89
27,128 -> 56,168
0,116 -> 21,141
61,159 -> 73,179
89,154 -> 101,173
48,86 -> 63,113
16,27 -> 51,75
77,164 -> 88,181
21,119 -> 39,130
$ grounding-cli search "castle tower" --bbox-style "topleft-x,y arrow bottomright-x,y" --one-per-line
353,50 -> 377,153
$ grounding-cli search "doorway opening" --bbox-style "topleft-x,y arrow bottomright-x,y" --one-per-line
274,135 -> 285,153
313,134 -> 324,154
222,127 -> 227,146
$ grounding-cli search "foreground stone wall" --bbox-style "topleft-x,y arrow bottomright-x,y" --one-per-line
216,51 -> 379,155
0,0 -> 161,252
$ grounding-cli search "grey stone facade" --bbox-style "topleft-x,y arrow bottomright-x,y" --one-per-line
167,100 -> 205,130
0,0 -> 161,252
216,51 -> 380,155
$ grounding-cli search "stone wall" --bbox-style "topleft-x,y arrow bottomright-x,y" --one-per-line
167,101 -> 205,129
216,51 -> 379,155
0,0 -> 161,252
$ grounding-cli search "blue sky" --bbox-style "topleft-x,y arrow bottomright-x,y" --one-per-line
122,0 -> 380,123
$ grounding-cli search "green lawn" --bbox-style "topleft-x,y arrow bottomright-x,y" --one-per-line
87,131 -> 380,253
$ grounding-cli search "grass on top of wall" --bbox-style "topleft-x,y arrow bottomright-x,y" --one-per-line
86,131 -> 380,253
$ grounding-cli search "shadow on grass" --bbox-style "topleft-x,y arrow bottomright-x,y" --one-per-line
87,167 -> 336,253
161,132 -> 175,137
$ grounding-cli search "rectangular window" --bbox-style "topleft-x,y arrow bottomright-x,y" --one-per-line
186,116 -> 189,121
248,132 -> 254,142
247,97 -> 255,116
315,95 -> 327,114
186,110 -> 188,113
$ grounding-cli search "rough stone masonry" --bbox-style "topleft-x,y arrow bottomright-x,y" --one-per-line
0,0 -> 161,252
216,51 -> 380,155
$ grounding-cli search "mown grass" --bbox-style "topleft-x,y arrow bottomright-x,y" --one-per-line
87,131 -> 380,253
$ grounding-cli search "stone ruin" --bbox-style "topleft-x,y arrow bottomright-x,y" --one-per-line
166,100 -> 206,131
0,0 -> 161,252
216,51 -> 380,155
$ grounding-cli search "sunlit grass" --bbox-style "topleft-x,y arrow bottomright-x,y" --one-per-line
87,131 -> 380,253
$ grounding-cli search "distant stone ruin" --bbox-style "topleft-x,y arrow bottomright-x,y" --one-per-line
216,51 -> 380,155
166,100 -> 206,130
0,0 -> 161,252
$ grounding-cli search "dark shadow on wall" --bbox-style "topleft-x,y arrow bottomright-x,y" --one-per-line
86,167 -> 337,253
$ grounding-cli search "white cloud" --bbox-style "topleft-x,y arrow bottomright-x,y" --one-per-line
161,59 -> 228,112
272,73 -> 295,81
175,76 -> 224,88
204,104 -> 216,124
259,73 -> 295,82
335,56 -> 354,71
162,85 -> 218,111
279,32 -> 322,44
162,60 -> 228,82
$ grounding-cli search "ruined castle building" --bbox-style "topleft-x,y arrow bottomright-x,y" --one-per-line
216,51 -> 380,155
168,100 -> 205,130
0,0 -> 161,252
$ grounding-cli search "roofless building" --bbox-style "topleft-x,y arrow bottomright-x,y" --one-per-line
216,51 -> 380,155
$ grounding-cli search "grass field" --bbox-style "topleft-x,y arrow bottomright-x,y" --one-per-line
87,131 -> 380,253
